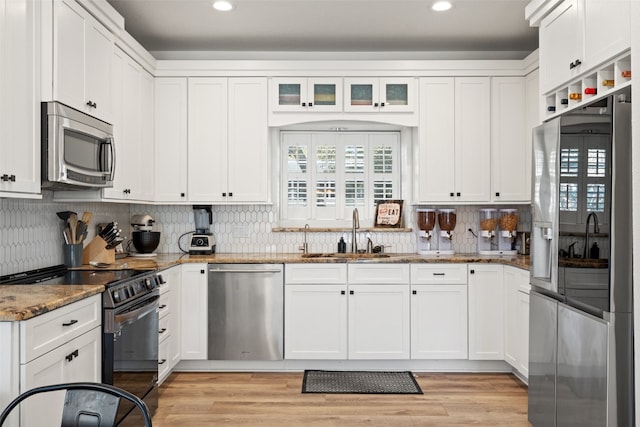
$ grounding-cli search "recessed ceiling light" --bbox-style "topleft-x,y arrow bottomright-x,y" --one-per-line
213,1 -> 233,11
432,1 -> 452,12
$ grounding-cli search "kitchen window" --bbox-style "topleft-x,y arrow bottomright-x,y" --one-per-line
559,131 -> 610,229
281,131 -> 400,226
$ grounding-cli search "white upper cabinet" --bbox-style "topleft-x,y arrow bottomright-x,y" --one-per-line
103,48 -> 154,201
418,77 -> 491,203
188,77 -> 269,203
491,77 -> 529,202
154,78 -> 187,202
270,78 -> 342,112
0,0 -> 41,197
538,0 -> 630,94
52,0 -> 113,122
344,77 -> 416,113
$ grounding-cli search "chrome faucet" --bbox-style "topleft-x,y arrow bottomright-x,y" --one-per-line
352,208 -> 360,253
366,234 -> 374,254
300,223 -> 309,254
583,212 -> 600,259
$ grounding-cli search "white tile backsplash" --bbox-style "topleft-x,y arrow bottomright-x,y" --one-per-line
1,193 -> 531,276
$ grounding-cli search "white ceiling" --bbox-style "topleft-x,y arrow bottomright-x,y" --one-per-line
106,0 -> 538,60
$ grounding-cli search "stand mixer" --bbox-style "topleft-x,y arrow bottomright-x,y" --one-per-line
189,205 -> 216,255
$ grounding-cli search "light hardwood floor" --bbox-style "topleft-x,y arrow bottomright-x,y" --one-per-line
154,372 -> 531,426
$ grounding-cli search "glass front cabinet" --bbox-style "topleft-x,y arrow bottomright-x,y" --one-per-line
344,77 -> 416,113
270,78 -> 343,112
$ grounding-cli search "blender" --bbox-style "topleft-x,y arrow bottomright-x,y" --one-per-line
189,205 -> 216,255
498,209 -> 518,254
437,209 -> 456,254
416,208 -> 437,254
478,208 -> 499,254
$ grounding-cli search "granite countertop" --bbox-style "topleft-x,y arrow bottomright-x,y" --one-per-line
0,285 -> 104,321
0,252 -> 529,322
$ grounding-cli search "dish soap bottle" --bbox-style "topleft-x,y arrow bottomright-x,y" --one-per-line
590,242 -> 600,259
338,237 -> 346,253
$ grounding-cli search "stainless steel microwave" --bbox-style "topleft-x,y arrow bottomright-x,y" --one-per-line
41,101 -> 115,189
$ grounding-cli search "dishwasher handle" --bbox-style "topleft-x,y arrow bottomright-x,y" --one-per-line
209,268 -> 282,274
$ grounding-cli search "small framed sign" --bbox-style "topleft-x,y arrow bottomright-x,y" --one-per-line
374,200 -> 403,228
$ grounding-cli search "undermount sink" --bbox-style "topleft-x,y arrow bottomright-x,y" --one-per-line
301,253 -> 391,259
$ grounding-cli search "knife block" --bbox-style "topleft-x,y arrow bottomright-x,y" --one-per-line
82,236 -> 115,264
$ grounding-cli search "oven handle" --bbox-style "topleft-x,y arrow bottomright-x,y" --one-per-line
113,295 -> 159,329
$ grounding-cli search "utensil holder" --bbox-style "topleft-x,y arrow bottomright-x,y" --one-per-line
82,236 -> 115,265
63,243 -> 83,267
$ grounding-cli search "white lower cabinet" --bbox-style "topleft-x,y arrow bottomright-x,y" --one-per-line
284,264 -> 410,360
157,265 -> 182,384
0,295 -> 102,427
180,263 -> 208,360
468,264 -> 504,360
410,264 -> 468,359
504,266 -> 530,378
21,327 -> 101,427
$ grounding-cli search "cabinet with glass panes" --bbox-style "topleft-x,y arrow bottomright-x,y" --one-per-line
270,78 -> 342,112
343,78 -> 416,113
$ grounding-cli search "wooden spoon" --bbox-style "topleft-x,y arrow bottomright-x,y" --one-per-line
68,213 -> 78,244
81,211 -> 93,226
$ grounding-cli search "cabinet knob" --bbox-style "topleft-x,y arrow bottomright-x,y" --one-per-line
228,192 -> 233,197
412,290 -> 417,295
450,192 -> 454,197
180,192 -> 185,197
470,269 -> 475,274
301,102 -> 306,107
9,175 -> 15,182
200,269 -> 205,274
349,290 -> 354,295
380,102 -> 385,107
374,102 -> 379,107
495,192 -> 500,197
1,174 -> 8,182
456,192 -> 461,197
222,192 -> 227,197
341,290 -> 346,295
309,102 -> 313,107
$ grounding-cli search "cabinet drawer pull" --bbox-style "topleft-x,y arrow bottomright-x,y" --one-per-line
159,328 -> 167,334
65,349 -> 79,362
432,273 -> 445,276
62,319 -> 78,327
159,304 -> 167,309
159,359 -> 167,365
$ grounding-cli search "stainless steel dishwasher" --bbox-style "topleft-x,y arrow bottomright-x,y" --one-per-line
208,264 -> 284,360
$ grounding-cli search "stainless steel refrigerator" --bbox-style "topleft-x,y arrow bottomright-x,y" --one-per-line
529,90 -> 634,427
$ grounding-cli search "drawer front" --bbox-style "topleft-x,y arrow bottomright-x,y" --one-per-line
159,291 -> 170,318
158,338 -> 170,384
21,294 -> 101,363
285,264 -> 347,284
159,313 -> 170,342
411,264 -> 468,284
348,264 -> 410,284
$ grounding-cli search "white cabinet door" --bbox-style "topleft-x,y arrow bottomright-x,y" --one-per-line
270,77 -> 343,113
53,0 -> 113,122
284,284 -> 347,359
582,0 -> 630,71
517,290 -> 530,377
539,0 -> 582,93
187,77 -> 228,202
344,78 -> 415,113
491,77 -> 529,202
418,77 -> 455,202
411,284 -> 468,359
21,327 -> 101,427
418,77 -> 490,203
160,266 -> 182,370
0,0 -> 40,196
454,77 -> 491,202
503,266 -> 520,368
348,284 -> 410,359
104,49 -> 153,201
227,77 -> 269,203
180,264 -> 208,360
468,264 -> 504,360
154,78 -> 188,202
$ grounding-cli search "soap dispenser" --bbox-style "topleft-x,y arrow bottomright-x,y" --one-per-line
590,242 -> 600,259
338,236 -> 346,253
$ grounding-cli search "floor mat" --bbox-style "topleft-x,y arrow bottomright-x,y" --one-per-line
301,370 -> 423,394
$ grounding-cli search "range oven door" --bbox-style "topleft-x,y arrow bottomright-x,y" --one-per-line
103,294 -> 159,425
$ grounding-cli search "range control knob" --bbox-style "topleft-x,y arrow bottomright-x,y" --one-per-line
112,290 -> 121,303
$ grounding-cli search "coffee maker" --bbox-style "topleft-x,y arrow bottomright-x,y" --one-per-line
189,205 -> 216,255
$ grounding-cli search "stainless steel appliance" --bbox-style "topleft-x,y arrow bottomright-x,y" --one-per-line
207,264 -> 284,360
189,205 -> 215,255
529,91 -> 633,427
0,265 -> 162,426
41,101 -> 115,189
